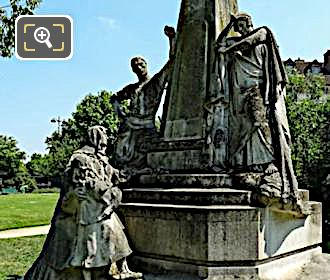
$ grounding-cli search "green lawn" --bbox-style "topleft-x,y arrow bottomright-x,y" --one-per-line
0,235 -> 46,279
0,193 -> 59,231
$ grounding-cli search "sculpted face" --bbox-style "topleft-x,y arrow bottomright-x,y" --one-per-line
98,135 -> 107,154
234,19 -> 251,35
131,58 -> 148,79
88,125 -> 108,154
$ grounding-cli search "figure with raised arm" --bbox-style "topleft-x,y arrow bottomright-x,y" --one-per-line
110,26 -> 176,174
211,13 -> 299,199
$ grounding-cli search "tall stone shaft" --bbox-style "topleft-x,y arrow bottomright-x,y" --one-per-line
163,0 -> 238,141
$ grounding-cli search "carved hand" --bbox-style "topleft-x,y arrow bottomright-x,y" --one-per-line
74,187 -> 87,201
113,101 -> 126,119
230,14 -> 237,23
164,25 -> 175,38
217,46 -> 227,54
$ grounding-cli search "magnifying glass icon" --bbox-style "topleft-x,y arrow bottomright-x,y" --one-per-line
34,27 -> 53,49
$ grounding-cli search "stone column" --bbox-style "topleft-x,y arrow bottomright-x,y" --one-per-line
163,0 -> 238,141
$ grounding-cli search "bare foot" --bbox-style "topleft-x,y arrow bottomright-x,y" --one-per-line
112,259 -> 143,279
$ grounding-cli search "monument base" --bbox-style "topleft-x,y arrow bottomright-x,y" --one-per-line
119,183 -> 322,280
138,247 -> 321,280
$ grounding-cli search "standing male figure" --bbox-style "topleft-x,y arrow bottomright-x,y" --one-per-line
212,13 -> 298,198
111,26 -> 176,173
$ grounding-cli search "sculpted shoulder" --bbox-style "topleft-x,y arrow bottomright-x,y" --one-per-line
119,83 -> 139,95
255,27 -> 269,41
113,82 -> 140,102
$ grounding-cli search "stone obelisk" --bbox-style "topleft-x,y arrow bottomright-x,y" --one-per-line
149,0 -> 238,171
164,0 -> 237,141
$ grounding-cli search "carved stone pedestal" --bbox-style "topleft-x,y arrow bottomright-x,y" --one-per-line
119,180 -> 322,280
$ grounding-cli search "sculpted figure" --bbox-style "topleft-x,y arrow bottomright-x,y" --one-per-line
25,126 -> 142,280
211,13 -> 298,199
111,26 -> 176,173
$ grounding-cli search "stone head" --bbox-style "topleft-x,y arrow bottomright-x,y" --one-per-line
87,125 -> 108,155
131,56 -> 148,80
233,13 -> 253,35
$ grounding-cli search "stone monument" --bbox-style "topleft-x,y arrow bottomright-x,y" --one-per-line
116,0 -> 323,279
22,1 -> 323,279
24,126 -> 142,280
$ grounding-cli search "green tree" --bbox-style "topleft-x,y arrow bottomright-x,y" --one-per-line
45,90 -> 120,181
286,68 -> 330,189
0,135 -> 36,191
26,152 -> 52,177
0,0 -> 42,57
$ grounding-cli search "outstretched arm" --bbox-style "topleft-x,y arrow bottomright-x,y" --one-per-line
220,28 -> 268,53
164,25 -> 176,59
216,14 -> 237,46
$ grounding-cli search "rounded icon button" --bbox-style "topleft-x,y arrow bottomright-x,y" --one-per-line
34,26 -> 53,48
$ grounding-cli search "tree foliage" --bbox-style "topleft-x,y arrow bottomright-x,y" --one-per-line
44,90 -> 120,181
0,135 -> 36,191
286,68 -> 330,189
0,0 -> 42,57
26,152 -> 51,177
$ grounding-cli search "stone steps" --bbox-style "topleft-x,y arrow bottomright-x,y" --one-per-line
122,188 -> 252,206
122,187 -> 311,207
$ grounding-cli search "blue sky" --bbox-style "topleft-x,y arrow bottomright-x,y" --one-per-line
0,0 -> 329,157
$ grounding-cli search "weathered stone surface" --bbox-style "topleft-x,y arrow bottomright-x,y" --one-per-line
120,198 -> 322,279
139,174 -> 233,188
136,173 -> 311,214
260,203 -> 322,258
123,188 -> 251,206
138,248 -> 322,280
121,204 -> 260,262
111,29 -> 175,172
164,0 -> 238,141
25,126 -> 140,280
296,253 -> 330,280
148,150 -> 202,170
129,252 -> 330,280
142,2 -> 302,218
123,186 -> 311,208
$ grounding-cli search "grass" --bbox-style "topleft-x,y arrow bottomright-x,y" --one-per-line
0,235 -> 46,279
0,193 -> 59,231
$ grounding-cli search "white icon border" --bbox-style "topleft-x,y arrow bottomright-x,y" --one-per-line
15,15 -> 74,61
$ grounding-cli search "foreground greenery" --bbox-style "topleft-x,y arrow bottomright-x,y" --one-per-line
0,235 -> 45,279
0,193 -> 59,231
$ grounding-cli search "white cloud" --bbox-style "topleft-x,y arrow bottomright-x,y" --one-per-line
97,16 -> 119,30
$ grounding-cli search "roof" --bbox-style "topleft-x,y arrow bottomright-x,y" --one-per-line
310,59 -> 322,65
284,54 -> 330,80
324,50 -> 330,57
284,58 -> 295,65
303,60 -> 323,74
295,60 -> 310,73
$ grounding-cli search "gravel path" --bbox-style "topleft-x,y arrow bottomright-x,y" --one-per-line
0,225 -> 50,239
